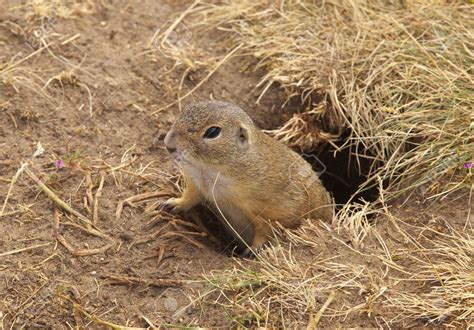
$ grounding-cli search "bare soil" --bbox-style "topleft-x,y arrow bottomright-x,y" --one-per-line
0,0 -> 471,328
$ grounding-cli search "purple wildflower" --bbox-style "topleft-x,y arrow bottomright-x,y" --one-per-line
55,159 -> 64,169
464,162 -> 472,169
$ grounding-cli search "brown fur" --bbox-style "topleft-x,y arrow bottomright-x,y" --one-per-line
163,101 -> 333,253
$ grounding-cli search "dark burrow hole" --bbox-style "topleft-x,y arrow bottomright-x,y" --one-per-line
251,96 -> 382,209
303,128 -> 381,208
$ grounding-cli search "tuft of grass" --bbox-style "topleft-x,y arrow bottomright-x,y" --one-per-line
384,226 -> 474,325
22,0 -> 94,20
195,215 -> 474,327
195,223 -> 379,327
1,1 -> 96,112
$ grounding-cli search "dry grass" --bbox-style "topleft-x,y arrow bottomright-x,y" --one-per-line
195,213 -> 474,327
197,222 -> 380,327
385,228 -> 474,324
0,0 -> 96,117
20,0 -> 95,19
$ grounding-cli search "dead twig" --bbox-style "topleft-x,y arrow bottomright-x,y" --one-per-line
1,163 -> 28,217
57,293 -> 141,330
99,274 -> 187,288
93,173 -> 105,224
0,242 -> 51,257
130,223 -> 171,248
116,191 -> 172,220
54,209 -> 114,257
85,172 -> 94,217
307,291 -> 336,329
161,231 -> 206,249
25,167 -> 93,227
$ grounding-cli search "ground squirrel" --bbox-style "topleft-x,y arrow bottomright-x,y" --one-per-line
162,101 -> 333,254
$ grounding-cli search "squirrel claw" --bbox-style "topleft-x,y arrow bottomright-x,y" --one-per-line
159,198 -> 180,214
241,246 -> 259,259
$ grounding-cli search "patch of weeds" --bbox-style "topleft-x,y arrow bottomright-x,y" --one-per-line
62,150 -> 83,167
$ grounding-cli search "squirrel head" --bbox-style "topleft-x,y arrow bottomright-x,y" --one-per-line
164,101 -> 256,168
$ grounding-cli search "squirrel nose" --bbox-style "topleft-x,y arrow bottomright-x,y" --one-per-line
165,145 -> 176,153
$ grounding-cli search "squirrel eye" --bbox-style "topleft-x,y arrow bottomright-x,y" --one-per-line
203,126 -> 221,139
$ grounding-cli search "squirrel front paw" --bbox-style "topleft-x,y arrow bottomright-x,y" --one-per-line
159,197 -> 184,214
241,226 -> 272,258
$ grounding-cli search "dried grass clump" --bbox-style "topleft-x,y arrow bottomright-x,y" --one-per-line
197,216 -> 474,327
22,0 -> 95,19
200,244 -> 359,328
198,220 -> 387,327
196,0 -> 473,199
263,103 -> 336,150
386,229 -> 474,325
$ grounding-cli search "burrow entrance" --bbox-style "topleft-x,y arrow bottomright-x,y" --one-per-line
253,95 -> 382,209
302,128 -> 381,208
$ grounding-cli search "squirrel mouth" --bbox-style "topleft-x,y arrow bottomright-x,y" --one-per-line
169,150 -> 187,164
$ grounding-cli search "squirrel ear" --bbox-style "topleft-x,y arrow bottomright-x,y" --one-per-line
238,125 -> 250,149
